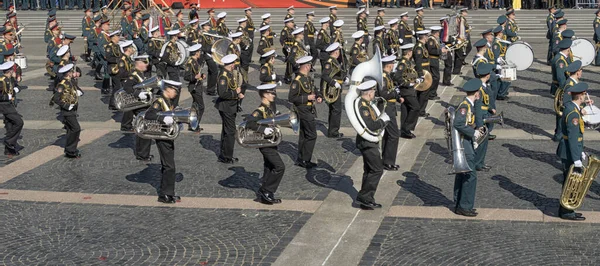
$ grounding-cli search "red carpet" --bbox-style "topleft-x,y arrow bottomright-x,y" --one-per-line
156,0 -> 350,9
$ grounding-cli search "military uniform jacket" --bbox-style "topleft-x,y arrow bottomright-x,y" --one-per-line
259,62 -> 278,84
173,20 -> 185,32
413,42 -> 429,76
161,41 -> 180,66
161,16 -> 172,34
285,13 -> 293,20
97,32 -> 110,59
237,26 -> 251,54
356,97 -> 387,148
116,55 -> 134,80
145,96 -> 174,121
329,13 -> 337,35
184,57 -> 204,85
316,29 -> 331,60
547,19 -> 559,40
0,76 -> 16,108
492,38 -> 508,60
44,28 -> 53,43
471,55 -> 489,75
215,70 -> 240,113
474,83 -> 495,128
394,58 -> 416,96
413,15 -> 424,32
546,14 -> 554,30
594,17 -> 600,43
373,35 -> 384,54
122,69 -> 145,94
350,42 -> 363,69
53,78 -> 80,116
454,98 -> 476,156
288,41 -> 307,65
147,38 -> 164,64
121,16 -> 135,40
375,16 -> 384,27
245,15 -> 255,40
551,30 -> 564,54
201,32 -> 214,59
227,43 -> 241,65
552,52 -> 570,89
289,73 -> 319,119
140,26 -> 149,52
105,42 -> 123,69
81,16 -> 93,38
304,21 -> 316,46
399,20 -> 413,44
558,77 -> 578,111
217,21 -> 229,37
321,56 -> 345,90
246,103 -> 276,133
377,71 -> 399,113
257,35 -> 271,55
357,17 -> 368,36
505,20 -> 519,42
280,26 -> 293,48
557,101 -> 584,162
333,29 -> 345,48
426,36 -> 441,61
385,29 -> 400,55
483,44 -> 497,70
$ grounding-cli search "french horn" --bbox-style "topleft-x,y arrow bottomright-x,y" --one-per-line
554,87 -> 565,116
236,111 -> 299,148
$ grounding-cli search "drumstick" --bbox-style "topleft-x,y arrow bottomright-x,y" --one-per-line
586,92 -> 595,115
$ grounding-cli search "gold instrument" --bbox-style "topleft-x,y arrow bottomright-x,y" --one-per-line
115,76 -> 163,112
415,70 -> 433,92
211,38 -> 232,65
321,59 -> 342,104
445,106 -> 473,174
60,84 -> 79,105
236,112 -> 299,148
133,99 -> 199,140
560,154 -> 600,210
403,66 -> 419,84
554,88 -> 565,116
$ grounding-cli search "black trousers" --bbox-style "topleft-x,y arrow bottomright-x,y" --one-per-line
155,62 -> 167,79
453,48 -> 466,74
443,52 -> 453,84
219,110 -> 237,159
156,139 -> 176,196
382,107 -> 399,165
2,109 -> 23,152
134,109 -> 151,159
109,75 -> 121,108
121,111 -> 134,130
63,114 -> 81,155
465,39 -> 472,59
189,82 -> 205,124
297,106 -> 317,162
205,58 -> 218,94
429,59 -> 441,98
357,145 -> 384,203
327,97 -> 343,137
259,146 -> 285,194
400,94 -> 419,134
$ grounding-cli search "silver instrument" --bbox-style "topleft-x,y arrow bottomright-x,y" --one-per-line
134,107 -> 199,140
114,76 -> 164,112
444,106 -> 472,174
483,112 -> 504,126
160,39 -> 190,66
236,112 -> 299,148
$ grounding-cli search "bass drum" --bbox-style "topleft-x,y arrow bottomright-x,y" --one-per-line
505,41 -> 534,71
570,39 -> 595,67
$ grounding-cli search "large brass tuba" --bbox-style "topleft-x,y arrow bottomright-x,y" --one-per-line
415,70 -> 433,91
114,76 -> 164,112
133,99 -> 199,140
560,154 -> 600,210
444,107 -> 473,174
344,47 -> 386,143
236,112 -> 299,148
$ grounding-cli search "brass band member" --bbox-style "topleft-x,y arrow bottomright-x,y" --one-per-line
399,12 -> 413,44
122,55 -> 153,161
245,83 -> 286,205
395,43 -> 420,139
208,8 -> 217,30
229,32 -> 243,69
287,28 -> 307,77
237,18 -> 252,84
373,26 -> 385,55
304,11 -> 318,66
350,31 -> 367,75
147,26 -> 164,79
285,6 -> 295,20
172,10 -> 186,40
256,24 -> 273,57
184,44 -> 206,132
186,19 -> 201,46
159,7 -> 172,37
504,9 -> 520,43
414,30 -> 431,118
454,8 -> 471,70
427,26 -> 446,101
414,8 -> 425,33
289,56 -> 321,169
161,30 -> 183,86
374,8 -> 385,27
81,8 -> 94,62
139,14 -> 151,55
117,40 -> 136,131
244,7 -> 256,60
473,63 -> 495,173
356,8 -> 369,53
280,18 -> 295,82
144,80 -> 182,204
556,61 -> 584,140
328,6 -> 338,35
385,19 -> 401,56
316,17 -> 331,69
0,61 -> 22,158
380,55 -> 404,171
354,80 -> 390,210
322,42 -> 346,138
332,20 -> 347,70
441,17 -> 454,86
216,54 -> 244,164
53,63 -> 84,159
216,12 -> 230,37
259,50 -> 282,85
106,30 -> 123,110
200,20 -> 218,96
189,3 -> 199,21
260,13 -> 275,46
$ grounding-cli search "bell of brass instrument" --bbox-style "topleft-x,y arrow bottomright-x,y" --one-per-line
60,86 -> 79,105
236,111 -> 299,148
445,107 -> 473,174
211,38 -> 233,65
560,154 -> 600,210
134,107 -> 199,140
483,111 -> 504,126
160,40 -> 190,66
114,76 -> 164,112
473,126 -> 489,149
554,88 -> 565,116
321,60 -> 342,104
415,70 -> 433,92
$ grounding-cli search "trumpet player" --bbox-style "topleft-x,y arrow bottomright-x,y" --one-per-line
0,61 -> 22,159
554,61 -> 583,143
122,55 -> 153,161
322,42 -> 346,138
427,26 -> 445,101
354,80 -> 390,210
257,25 -> 272,56
473,64 -> 495,172
316,17 -> 331,69
184,44 -> 206,132
380,55 -> 404,171
556,82 -> 589,221
304,11 -> 318,67
117,40 -> 136,131
216,54 -> 244,164
356,9 -> 369,54
414,30 -> 431,118
453,78 -> 484,217
395,43 -> 420,139
200,20 -> 218,96
385,19 -> 400,56
245,83 -> 286,205
290,56 -> 321,169
53,63 -> 84,159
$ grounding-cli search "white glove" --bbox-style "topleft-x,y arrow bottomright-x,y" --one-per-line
361,43 -> 365,47
582,152 -> 587,161
369,35 -> 373,40
68,104 -> 74,111
496,65 -> 502,70
244,46 -> 249,51
334,82 -> 341,89
399,39 -> 404,44
77,90 -> 83,96
474,129 -> 482,140
277,81 -> 282,86
496,57 -> 503,64
7,94 -> 12,100
379,112 -> 391,122
416,78 -> 423,84
574,160 -> 583,168
207,54 -> 213,58
344,40 -> 348,45
138,91 -> 148,100
305,45 -> 310,50
264,127 -> 274,136
271,74 -> 276,80
344,77 -> 349,85
163,116 -> 174,125
13,87 -> 19,93
498,74 -> 504,79
517,36 -> 522,41
409,83 -> 415,87
412,30 -> 415,35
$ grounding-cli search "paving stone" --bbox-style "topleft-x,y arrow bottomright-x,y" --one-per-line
0,129 -> 63,166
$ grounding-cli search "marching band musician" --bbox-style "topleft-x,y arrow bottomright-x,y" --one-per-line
117,40 -> 136,131
550,39 -> 572,100
245,83 -> 286,205
385,19 -> 401,56
186,19 -> 200,46
413,7 -> 425,33
379,55 -> 404,171
237,18 -> 252,84
96,19 -> 110,92
349,31 -> 366,75
556,82 -> 589,221
471,39 -> 489,75
200,20 -> 218,96
216,12 -> 230,37
480,29 -> 500,106
395,43 -> 420,139
399,12 -> 413,44
172,10 -> 186,39
46,23 -> 62,54
414,30 -> 431,118
426,26 -> 445,101
184,44 -> 206,132
440,17 -> 454,86
280,18 -> 295,81
260,13 -> 275,46
473,63 -> 495,172
244,7 -> 256,60
354,79 -> 390,210
81,8 -> 94,62
304,11 -> 318,67
161,30 -> 183,88
45,17 -> 57,44
329,6 -> 338,35
159,7 -> 172,37
454,8 -> 471,72
452,78 -> 483,217
143,80 -> 183,204
550,19 -> 568,60
554,61 -> 584,143
52,44 -> 78,88
216,54 -> 244,164
122,55 -> 153,161
374,8 -> 385,27
259,50 -> 281,85
356,8 -> 369,53
106,30 -> 123,110
289,56 -> 321,169
504,9 -> 519,43
492,26 -> 511,101
53,63 -> 84,159
287,28 -> 307,76
546,7 -> 558,64
0,61 -> 22,159
147,26 -> 164,79
322,42 -> 345,139
139,14 -> 150,54
594,9 -> 600,66
189,3 -> 199,21
285,6 -> 295,20
316,17 -> 331,69
228,32 -> 243,70
257,25 -> 273,56
3,48 -> 22,91
120,7 -> 134,41
101,6 -> 109,22
373,26 -> 385,55
332,20 -> 346,71
89,15 -> 102,77
44,24 -> 62,78
208,8 -> 218,30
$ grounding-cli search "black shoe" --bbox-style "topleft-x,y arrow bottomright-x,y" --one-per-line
462,62 -> 468,65
328,133 -> 344,138
370,201 -> 382,208
189,127 -> 204,132
497,96 -> 509,101
356,199 -> 378,210
136,155 -> 154,162
237,106 -> 243,112
400,133 -> 416,139
232,157 -> 239,162
383,164 -> 399,171
428,96 -> 441,100
257,189 -> 282,205
295,160 -> 316,168
121,127 -> 133,132
158,195 -> 177,204
560,213 -> 586,221
552,135 -> 562,142
488,134 -> 496,140
476,166 -> 491,172
65,152 -> 81,159
441,82 -> 454,86
206,92 -> 217,96
218,156 -> 234,164
455,207 -> 477,217
4,150 -> 19,158
419,113 -> 430,118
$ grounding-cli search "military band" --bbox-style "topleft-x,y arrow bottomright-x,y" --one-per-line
321,43 -> 345,138
0,61 -> 22,158
216,54 -> 243,164
122,55 -> 153,161
184,44 -> 205,132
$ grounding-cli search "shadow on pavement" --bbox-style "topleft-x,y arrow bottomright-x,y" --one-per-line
491,175 -> 557,216
396,171 -> 454,208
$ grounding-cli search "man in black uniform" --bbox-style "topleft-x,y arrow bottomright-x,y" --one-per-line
245,83 -> 286,205
328,6 -> 338,35
395,43 -> 420,139
413,30 -> 431,118
186,19 -> 200,46
161,30 -> 182,85
379,55 -> 404,170
349,31 -> 366,75
289,56 -> 321,168
0,61 -> 22,158
321,42 -> 346,138
216,54 -> 244,164
373,25 -> 386,55
259,50 -> 281,85
147,25 -> 164,78
53,63 -> 84,158
183,44 -> 205,132
427,26 -> 446,100
385,19 -> 401,56
256,25 -> 272,56
399,12 -> 413,44
280,18 -> 295,83
122,55 -> 153,161
285,6 -> 295,20
200,20 -> 218,96
304,11 -> 318,67
287,28 -> 307,78
216,12 -> 230,36
237,18 -> 252,84
316,17 -> 331,69
144,80 -> 182,204
244,7 -> 256,61
260,13 -> 276,47
354,79 -> 390,210
356,8 -> 369,54
117,40 -> 136,131
375,8 -> 385,27
105,30 -> 123,110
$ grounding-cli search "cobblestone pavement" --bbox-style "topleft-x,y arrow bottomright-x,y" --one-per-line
0,129 -> 63,166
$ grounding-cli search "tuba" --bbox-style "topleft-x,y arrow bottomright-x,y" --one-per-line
321,59 -> 343,104
236,112 -> 299,148
159,39 -> 190,66
414,70 -> 433,91
114,76 -> 163,112
133,99 -> 199,140
344,47 -> 386,143
444,107 -> 473,174
560,154 -> 600,210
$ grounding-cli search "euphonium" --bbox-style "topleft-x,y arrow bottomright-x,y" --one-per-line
560,154 -> 600,210
321,60 -> 342,104
114,76 -> 164,112
344,47 -> 386,143
445,107 -> 473,174
554,88 -> 565,116
236,111 -> 299,148
133,99 -> 199,140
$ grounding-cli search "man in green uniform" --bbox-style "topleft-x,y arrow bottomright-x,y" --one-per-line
554,60 -> 583,142
473,63 -> 495,172
593,9 -> 600,66
551,39 -> 573,141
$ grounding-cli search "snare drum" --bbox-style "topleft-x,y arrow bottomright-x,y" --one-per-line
15,54 -> 27,69
570,39 -> 596,67
582,105 -> 600,129
505,41 -> 534,71
500,65 -> 517,81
